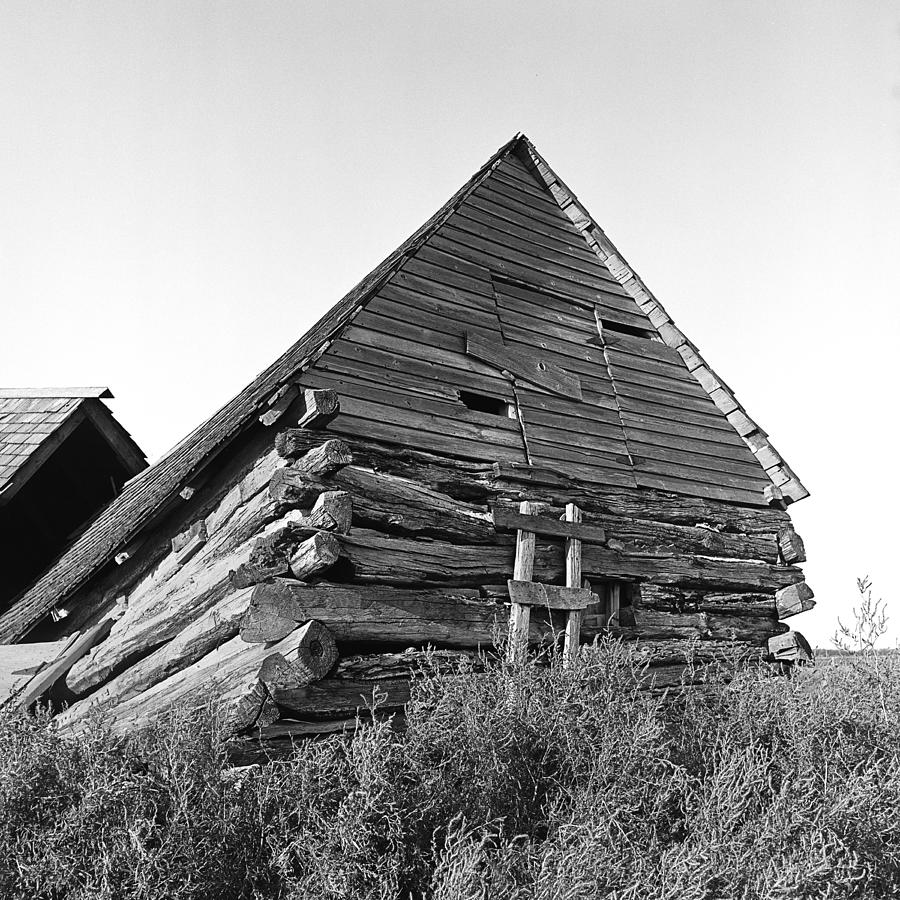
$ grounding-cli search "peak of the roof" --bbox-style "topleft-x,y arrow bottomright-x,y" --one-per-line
0,387 -> 113,400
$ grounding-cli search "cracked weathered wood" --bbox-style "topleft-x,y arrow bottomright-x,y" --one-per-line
58,588 -> 256,720
60,620 -> 337,736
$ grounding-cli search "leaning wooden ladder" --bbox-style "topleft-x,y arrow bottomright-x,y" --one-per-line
504,500 -> 600,666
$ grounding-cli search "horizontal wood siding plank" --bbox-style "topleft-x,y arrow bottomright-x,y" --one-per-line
621,422 -> 759,463
603,345 -> 700,385
628,439 -> 769,480
341,324 -> 504,382
527,437 -> 632,470
404,243 -> 494,297
496,286 -> 652,334
608,362 -> 716,404
632,454 -> 769,493
327,412 -> 526,465
400,253 -> 495,299
634,470 -> 767,507
494,157 -> 556,200
521,419 -> 631,456
613,380 -> 736,421
444,213 -> 617,286
435,227 -> 623,294
388,270 -> 498,315
490,167 -> 571,209
518,398 -> 628,436
329,338 -> 513,398
602,333 -> 687,366
457,201 -> 599,264
431,235 -> 626,308
473,182 -> 593,239
317,354 -> 463,404
517,382 -> 619,414
616,394 -> 739,435
354,309 -> 488,353
526,453 -> 639,489
303,372 -> 523,441
495,282 -> 599,329
466,189 -> 584,244
372,286 -> 500,336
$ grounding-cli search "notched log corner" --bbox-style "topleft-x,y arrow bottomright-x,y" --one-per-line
228,620 -> 338,734
275,433 -> 352,470
231,529 -> 341,590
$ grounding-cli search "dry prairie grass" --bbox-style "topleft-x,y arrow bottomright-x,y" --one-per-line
1,602 -> 898,898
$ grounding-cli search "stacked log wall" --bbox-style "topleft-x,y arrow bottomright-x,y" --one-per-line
43,401 -> 809,744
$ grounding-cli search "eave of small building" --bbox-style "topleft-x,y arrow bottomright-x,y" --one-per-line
0,391 -> 147,509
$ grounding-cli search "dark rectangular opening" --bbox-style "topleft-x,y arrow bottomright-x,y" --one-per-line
459,390 -> 511,417
600,319 -> 658,340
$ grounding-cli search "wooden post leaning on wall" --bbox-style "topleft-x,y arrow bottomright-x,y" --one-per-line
563,503 -> 583,666
507,500 -> 537,665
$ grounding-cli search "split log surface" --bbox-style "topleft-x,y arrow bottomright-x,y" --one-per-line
338,528 -> 803,592
57,587 -> 256,723
240,579 -> 515,646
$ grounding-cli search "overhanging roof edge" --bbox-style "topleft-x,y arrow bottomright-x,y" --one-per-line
514,136 -> 809,505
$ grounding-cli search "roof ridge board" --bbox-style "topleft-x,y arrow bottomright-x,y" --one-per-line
514,137 -> 808,505
0,134 -> 523,643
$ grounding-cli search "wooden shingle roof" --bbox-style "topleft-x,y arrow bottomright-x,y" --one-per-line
0,396 -> 83,493
0,135 -> 806,641
0,387 -> 146,506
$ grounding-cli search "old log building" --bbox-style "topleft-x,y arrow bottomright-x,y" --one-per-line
0,135 -> 813,745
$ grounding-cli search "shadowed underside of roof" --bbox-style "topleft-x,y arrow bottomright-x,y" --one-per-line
0,396 -> 83,493
0,387 -> 145,501
0,134 -> 806,642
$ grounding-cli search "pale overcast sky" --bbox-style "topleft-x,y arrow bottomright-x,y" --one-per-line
1,2 -> 898,646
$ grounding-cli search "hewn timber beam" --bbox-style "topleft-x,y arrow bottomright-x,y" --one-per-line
12,613 -> 120,710
240,579 -> 517,646
58,587 -> 256,718
171,519 -> 208,565
61,620 -> 338,736
340,528 -> 804,593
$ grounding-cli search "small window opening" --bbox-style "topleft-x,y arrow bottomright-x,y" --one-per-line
459,390 -> 515,418
600,319 -> 659,341
585,580 -> 634,628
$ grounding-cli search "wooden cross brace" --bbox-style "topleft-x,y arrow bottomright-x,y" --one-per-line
506,500 -> 598,666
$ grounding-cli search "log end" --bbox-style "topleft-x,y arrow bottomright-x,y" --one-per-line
767,630 -> 813,665
775,582 -> 815,620
289,532 -> 341,580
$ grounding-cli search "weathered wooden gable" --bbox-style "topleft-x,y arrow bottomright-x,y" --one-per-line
301,148 -> 771,505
